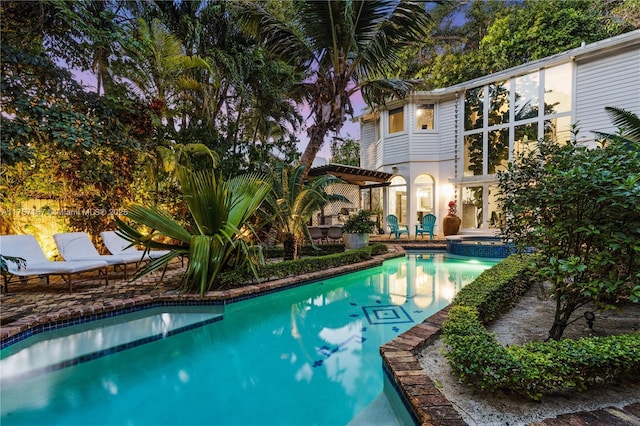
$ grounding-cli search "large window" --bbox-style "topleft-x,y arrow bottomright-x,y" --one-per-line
461,63 -> 574,230
388,107 -> 404,134
416,104 -> 435,130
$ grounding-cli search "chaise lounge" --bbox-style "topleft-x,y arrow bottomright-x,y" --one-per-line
0,234 -> 108,292
54,232 -> 143,280
100,230 -> 170,260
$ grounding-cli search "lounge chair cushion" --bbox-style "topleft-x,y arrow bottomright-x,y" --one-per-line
100,231 -> 169,260
54,232 -> 142,265
0,235 -> 107,275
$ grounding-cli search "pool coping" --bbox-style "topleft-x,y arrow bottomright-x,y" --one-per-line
0,244 -> 457,425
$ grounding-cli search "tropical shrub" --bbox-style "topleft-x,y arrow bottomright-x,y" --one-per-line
117,166 -> 270,296
497,108 -> 640,340
264,163 -> 346,260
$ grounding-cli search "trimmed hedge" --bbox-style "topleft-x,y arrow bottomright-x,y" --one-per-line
452,254 -> 532,323
264,244 -> 346,259
442,254 -> 640,401
217,243 -> 388,288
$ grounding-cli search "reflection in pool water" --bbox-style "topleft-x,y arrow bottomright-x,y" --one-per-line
1,253 -> 496,426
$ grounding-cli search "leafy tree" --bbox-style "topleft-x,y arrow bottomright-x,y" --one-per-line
264,164 -> 346,260
609,0 -> 640,29
330,137 -> 360,167
126,1 -> 303,178
411,0 -> 634,88
242,0 -> 434,180
1,1 -> 143,236
497,109 -> 640,340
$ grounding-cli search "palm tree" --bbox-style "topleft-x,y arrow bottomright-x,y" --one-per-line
116,165 -> 271,296
265,163 -> 347,260
241,0 -> 433,180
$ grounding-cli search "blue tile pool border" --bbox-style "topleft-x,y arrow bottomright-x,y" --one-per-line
0,300 -> 223,350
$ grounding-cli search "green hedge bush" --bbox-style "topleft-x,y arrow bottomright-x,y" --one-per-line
264,244 -> 346,259
452,254 -> 532,323
218,243 -> 388,288
443,254 -> 640,400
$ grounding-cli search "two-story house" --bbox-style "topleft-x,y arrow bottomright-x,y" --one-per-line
359,30 -> 640,236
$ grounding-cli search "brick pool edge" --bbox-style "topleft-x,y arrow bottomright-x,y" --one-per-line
1,244 -> 458,425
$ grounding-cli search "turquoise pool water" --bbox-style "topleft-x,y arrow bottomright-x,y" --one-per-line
0,253 -> 496,425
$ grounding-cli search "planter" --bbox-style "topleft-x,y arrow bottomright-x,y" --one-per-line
342,233 -> 370,250
442,215 -> 461,236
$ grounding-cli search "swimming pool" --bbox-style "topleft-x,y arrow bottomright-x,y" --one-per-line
1,253 -> 496,425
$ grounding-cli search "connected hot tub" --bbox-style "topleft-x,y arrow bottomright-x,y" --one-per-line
446,234 -> 515,260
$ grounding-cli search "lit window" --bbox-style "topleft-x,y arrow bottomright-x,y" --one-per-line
388,107 -> 404,134
416,104 -> 434,130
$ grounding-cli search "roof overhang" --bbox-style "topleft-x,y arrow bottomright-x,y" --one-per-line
309,163 -> 392,186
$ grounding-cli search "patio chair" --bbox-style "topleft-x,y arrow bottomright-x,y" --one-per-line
54,232 -> 142,280
308,227 -> 326,244
100,231 -> 170,260
327,226 -> 343,243
0,234 -> 108,292
415,214 -> 437,240
386,215 -> 409,240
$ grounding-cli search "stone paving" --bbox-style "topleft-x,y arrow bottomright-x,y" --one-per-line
1,242 -> 638,425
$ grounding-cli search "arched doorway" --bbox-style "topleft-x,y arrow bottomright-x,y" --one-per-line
414,174 -> 434,222
388,176 -> 407,223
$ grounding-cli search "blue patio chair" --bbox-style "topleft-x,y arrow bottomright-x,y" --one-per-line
415,214 -> 436,240
386,214 -> 409,240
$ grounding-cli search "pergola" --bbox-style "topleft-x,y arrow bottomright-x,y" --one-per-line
308,164 -> 392,226
308,163 -> 392,186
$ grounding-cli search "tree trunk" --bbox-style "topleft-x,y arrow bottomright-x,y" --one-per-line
298,122 -> 331,182
547,297 -> 577,341
283,232 -> 297,261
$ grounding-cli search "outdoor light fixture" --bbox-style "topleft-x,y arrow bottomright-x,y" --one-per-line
584,311 -> 595,329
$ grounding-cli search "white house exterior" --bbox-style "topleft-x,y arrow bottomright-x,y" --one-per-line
359,30 -> 640,236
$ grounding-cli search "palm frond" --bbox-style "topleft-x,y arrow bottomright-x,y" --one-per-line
178,167 -> 230,236
605,107 -> 640,143
120,205 -> 192,243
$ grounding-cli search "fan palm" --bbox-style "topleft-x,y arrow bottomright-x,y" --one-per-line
241,0 -> 433,180
265,163 -> 347,260
116,166 -> 271,296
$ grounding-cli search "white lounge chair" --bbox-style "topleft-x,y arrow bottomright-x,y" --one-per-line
0,234 -> 108,292
53,232 -> 142,279
100,231 -> 170,260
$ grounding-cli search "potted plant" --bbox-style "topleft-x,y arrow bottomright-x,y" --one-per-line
442,200 -> 461,236
341,209 -> 375,249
